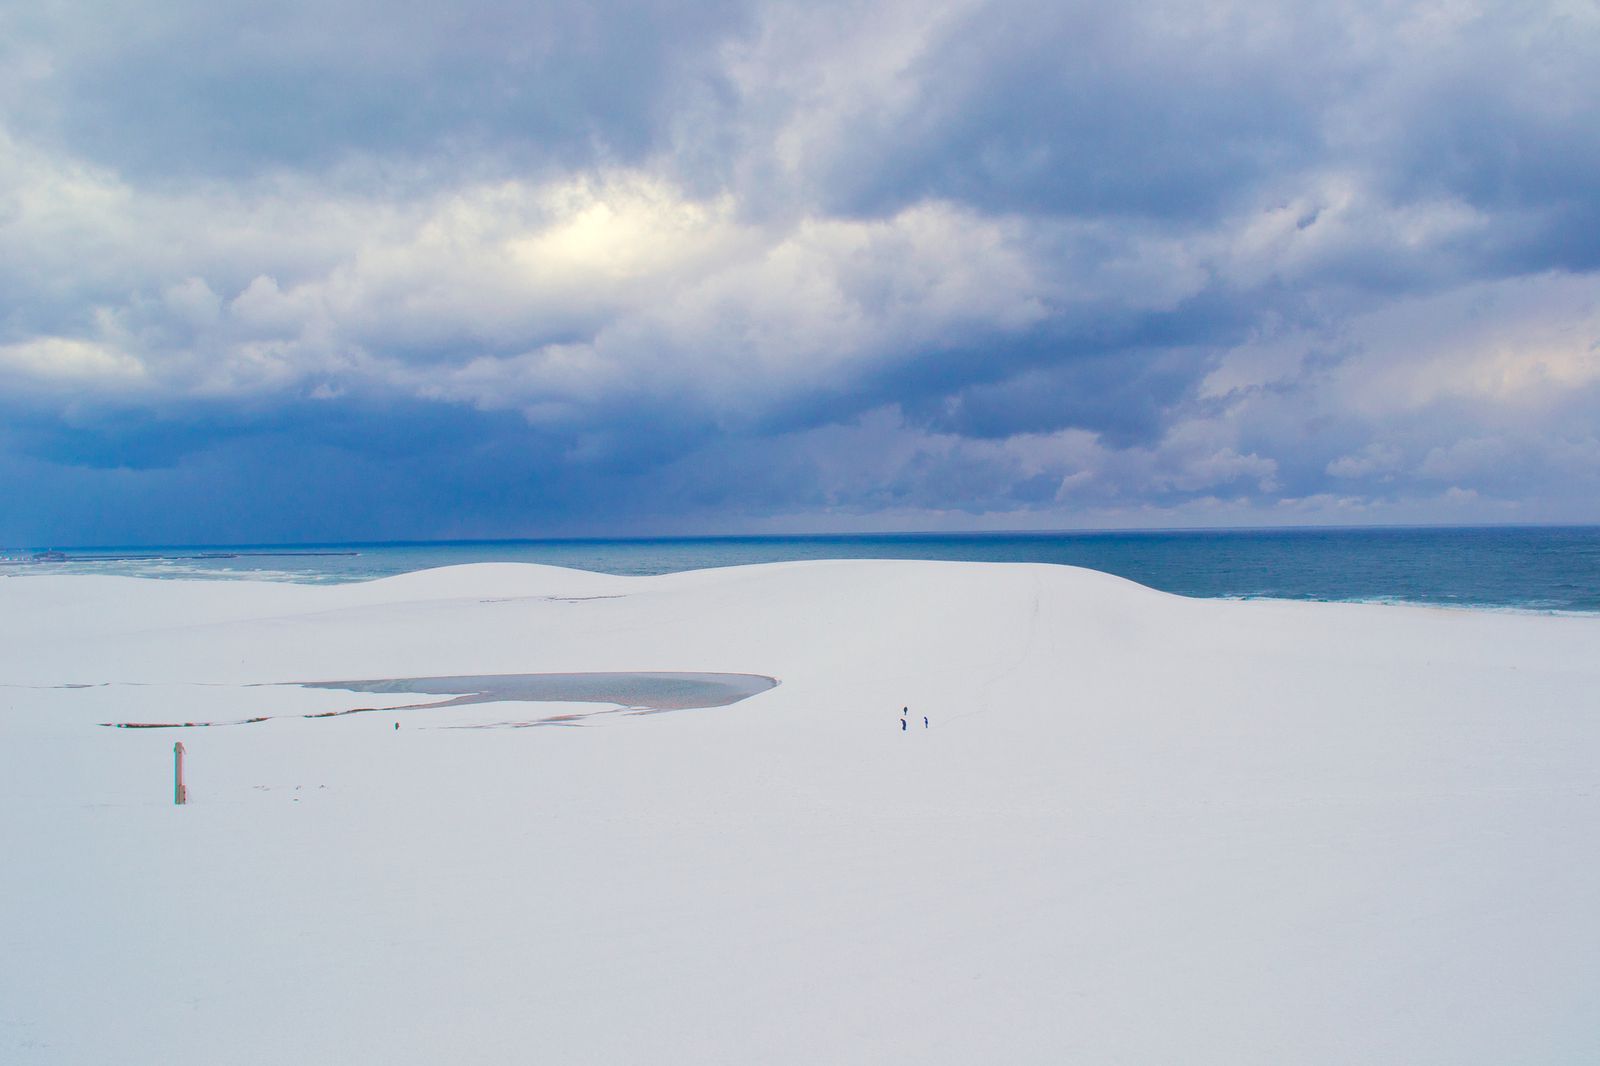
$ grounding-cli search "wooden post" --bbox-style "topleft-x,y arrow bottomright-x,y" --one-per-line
174,741 -> 188,805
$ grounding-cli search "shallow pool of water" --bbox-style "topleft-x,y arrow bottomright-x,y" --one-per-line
299,671 -> 778,712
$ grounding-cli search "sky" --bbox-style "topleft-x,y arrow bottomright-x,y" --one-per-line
3,0 -> 1599,544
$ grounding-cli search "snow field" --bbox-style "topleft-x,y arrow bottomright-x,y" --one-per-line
2,561 -> 1598,1063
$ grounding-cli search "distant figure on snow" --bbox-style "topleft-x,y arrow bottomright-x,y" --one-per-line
902,706 -> 908,717
923,716 -> 929,729
900,717 -> 907,731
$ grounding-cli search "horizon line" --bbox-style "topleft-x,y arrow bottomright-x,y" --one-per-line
11,520 -> 1600,554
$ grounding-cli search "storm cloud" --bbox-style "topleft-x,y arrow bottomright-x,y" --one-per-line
2,0 -> 1597,543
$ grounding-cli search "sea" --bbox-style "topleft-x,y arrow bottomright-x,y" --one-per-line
3,526 -> 1600,614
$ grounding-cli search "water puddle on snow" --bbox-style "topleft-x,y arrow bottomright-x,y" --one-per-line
101,672 -> 778,729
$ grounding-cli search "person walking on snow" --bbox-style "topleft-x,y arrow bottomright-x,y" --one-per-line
900,717 -> 907,731
923,716 -> 929,729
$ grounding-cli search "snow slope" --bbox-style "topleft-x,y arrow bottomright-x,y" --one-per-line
3,561 -> 1598,1064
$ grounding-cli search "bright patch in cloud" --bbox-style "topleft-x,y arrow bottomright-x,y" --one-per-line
0,336 -> 145,383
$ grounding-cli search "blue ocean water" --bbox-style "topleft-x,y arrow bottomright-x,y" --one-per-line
4,526 -> 1600,614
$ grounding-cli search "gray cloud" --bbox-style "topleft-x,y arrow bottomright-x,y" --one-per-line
2,0 -> 1599,542
3,0 -> 757,182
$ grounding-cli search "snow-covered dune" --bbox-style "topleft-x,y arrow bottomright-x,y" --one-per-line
3,561 -> 1598,1064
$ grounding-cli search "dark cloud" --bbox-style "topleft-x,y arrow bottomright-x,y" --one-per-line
808,3 -> 1329,222
5,0 -> 757,183
913,347 -> 1199,448
2,0 -> 1599,542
